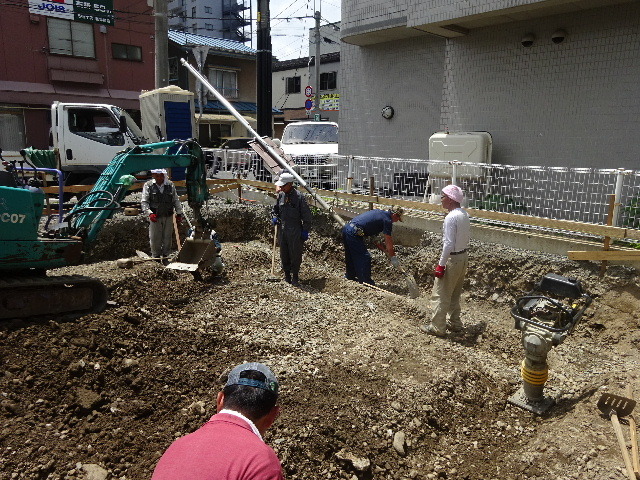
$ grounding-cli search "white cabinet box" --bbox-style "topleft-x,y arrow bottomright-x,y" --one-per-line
427,131 -> 492,179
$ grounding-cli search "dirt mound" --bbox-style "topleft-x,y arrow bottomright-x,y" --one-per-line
1,201 -> 639,480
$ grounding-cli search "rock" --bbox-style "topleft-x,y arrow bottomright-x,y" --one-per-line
75,388 -> 102,411
80,463 -> 109,480
393,431 -> 406,456
335,449 -> 371,472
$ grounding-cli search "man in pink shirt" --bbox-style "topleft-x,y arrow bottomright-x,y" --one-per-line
152,362 -> 284,480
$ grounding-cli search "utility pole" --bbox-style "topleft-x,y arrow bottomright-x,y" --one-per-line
154,0 -> 169,88
256,0 -> 272,136
313,11 -> 321,120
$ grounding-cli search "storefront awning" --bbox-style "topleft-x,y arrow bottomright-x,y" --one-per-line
195,114 -> 256,123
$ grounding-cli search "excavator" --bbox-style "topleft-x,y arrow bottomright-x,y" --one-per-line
0,139 -> 215,320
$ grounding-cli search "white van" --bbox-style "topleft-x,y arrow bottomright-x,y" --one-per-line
279,121 -> 338,156
279,121 -> 339,188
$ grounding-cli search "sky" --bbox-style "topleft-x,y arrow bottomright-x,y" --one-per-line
251,0 -> 341,61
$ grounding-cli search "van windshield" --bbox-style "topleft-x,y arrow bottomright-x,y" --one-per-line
282,124 -> 338,144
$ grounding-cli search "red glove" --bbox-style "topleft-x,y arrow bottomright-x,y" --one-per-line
176,214 -> 183,225
375,242 -> 385,251
434,265 -> 446,278
149,213 -> 158,223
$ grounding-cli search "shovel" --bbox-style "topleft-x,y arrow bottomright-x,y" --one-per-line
597,392 -> 637,480
376,242 -> 420,299
116,256 -> 162,269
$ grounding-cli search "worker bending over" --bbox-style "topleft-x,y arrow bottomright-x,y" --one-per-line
342,206 -> 404,285
421,185 -> 470,337
141,168 -> 183,263
272,172 -> 312,286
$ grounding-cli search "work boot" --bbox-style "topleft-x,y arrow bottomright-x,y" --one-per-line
284,272 -> 292,284
447,320 -> 463,332
419,323 -> 446,337
291,273 -> 300,287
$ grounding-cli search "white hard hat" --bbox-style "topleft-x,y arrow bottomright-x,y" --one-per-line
151,168 -> 167,175
275,172 -> 295,186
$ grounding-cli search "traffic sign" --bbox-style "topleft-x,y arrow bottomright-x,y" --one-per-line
314,114 -> 321,121
304,86 -> 313,97
304,99 -> 314,110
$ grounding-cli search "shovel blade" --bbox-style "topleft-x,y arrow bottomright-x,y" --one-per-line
167,238 -> 218,272
597,393 -> 636,417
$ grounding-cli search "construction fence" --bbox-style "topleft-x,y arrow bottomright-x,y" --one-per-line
206,148 -> 640,240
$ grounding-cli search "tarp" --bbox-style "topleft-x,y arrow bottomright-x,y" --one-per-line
23,147 -> 57,169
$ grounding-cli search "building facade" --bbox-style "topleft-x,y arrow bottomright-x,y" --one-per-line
168,0 -> 250,43
340,0 -> 640,168
168,30 -> 263,146
0,0 -> 154,151
272,22 -> 341,137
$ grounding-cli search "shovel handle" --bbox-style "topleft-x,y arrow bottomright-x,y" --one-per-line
625,385 -> 640,477
611,411 -> 637,480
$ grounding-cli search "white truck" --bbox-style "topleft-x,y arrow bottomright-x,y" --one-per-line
279,121 -> 339,188
49,101 -> 148,187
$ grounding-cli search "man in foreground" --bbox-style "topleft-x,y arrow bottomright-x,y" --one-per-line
152,362 -> 284,480
421,184 -> 470,337
141,168 -> 183,263
342,206 -> 404,285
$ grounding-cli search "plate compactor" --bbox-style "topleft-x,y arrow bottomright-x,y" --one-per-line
508,273 -> 592,414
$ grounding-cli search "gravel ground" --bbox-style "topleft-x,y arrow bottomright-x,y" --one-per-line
1,199 -> 640,480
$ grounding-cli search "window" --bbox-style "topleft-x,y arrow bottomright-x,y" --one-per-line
205,6 -> 212,13
68,108 -> 125,146
112,43 -> 142,61
192,6 -> 196,18
47,18 -> 95,58
205,24 -> 213,31
0,112 -> 25,151
320,71 -> 337,91
285,76 -> 301,94
208,68 -> 238,98
168,57 -> 179,82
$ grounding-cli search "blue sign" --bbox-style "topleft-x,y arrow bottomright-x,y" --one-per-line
304,99 -> 313,110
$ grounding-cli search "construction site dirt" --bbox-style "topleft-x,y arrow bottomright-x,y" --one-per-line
1,200 -> 640,480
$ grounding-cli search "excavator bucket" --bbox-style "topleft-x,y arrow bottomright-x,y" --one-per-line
166,237 -> 220,277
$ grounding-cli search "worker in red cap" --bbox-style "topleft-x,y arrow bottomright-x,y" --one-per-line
141,168 -> 183,264
421,184 -> 470,337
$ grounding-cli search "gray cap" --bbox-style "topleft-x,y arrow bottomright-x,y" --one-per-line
275,172 -> 295,186
225,362 -> 279,394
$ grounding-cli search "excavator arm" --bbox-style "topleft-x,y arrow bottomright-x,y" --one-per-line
66,140 -> 208,246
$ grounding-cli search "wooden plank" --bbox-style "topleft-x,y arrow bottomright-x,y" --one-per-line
568,250 -> 640,261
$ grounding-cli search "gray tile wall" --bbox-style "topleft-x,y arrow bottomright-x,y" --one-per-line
340,3 -> 640,168
340,35 -> 445,158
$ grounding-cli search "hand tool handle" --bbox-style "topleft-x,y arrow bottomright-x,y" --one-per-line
611,411 -> 637,480
271,226 -> 278,276
629,415 -> 640,477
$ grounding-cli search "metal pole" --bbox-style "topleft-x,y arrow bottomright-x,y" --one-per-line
180,58 -> 346,227
256,0 -> 273,136
154,0 -> 169,88
313,11 -> 321,119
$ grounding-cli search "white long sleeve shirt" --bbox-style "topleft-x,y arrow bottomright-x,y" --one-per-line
438,207 -> 470,266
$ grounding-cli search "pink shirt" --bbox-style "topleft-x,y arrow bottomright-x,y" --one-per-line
151,412 -> 284,480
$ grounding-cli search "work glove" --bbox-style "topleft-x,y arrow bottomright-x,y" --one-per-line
175,214 -> 183,225
375,242 -> 385,252
389,256 -> 401,269
271,216 -> 279,226
434,265 -> 446,278
149,213 -> 158,223
301,230 -> 309,241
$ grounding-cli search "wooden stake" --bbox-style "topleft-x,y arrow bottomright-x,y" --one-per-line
600,194 -> 616,276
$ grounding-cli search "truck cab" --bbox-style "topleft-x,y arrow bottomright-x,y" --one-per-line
51,102 -> 146,185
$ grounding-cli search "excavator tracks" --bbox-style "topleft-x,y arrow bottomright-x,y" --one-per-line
0,275 -> 108,320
